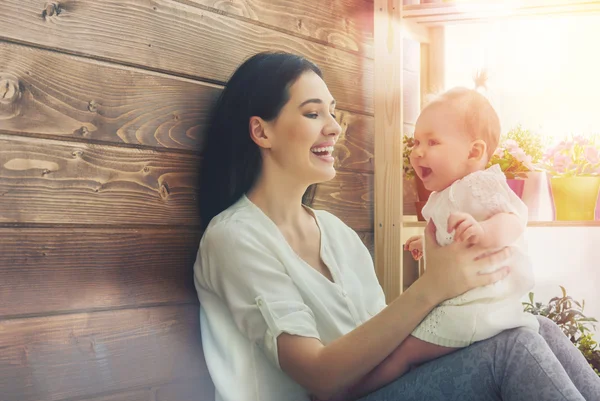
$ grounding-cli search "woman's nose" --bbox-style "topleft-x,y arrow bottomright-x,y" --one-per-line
325,117 -> 342,137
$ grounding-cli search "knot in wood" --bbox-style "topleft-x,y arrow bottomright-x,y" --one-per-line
43,3 -> 61,18
75,126 -> 89,136
0,77 -> 21,105
159,183 -> 170,200
87,100 -> 98,113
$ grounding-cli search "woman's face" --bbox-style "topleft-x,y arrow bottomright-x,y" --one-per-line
259,71 -> 342,186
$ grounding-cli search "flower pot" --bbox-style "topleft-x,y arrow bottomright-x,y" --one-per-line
549,176 -> 600,221
415,176 -> 432,202
414,176 -> 432,221
506,178 -> 525,198
416,200 -> 428,222
520,172 -> 553,221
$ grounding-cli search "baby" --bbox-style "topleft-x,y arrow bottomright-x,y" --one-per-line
332,87 -> 539,401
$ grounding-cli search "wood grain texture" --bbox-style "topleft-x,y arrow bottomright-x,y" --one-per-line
374,0 -> 404,301
0,134 -> 373,229
0,134 -> 200,225
313,170 -> 373,232
76,377 -> 214,401
0,305 -> 209,401
0,227 -> 201,318
357,231 -> 374,258
154,376 -> 215,401
403,0 -> 600,26
0,41 -> 375,163
334,110 -> 374,173
0,0 -> 373,114
77,388 -> 149,401
425,27 -> 445,96
185,0 -> 374,57
0,42 -> 219,151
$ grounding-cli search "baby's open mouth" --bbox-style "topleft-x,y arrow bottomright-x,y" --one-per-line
420,167 -> 432,179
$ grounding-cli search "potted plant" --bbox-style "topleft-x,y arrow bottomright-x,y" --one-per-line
523,286 -> 600,376
541,135 -> 600,221
489,139 -> 534,198
488,125 -> 544,198
403,134 -> 431,221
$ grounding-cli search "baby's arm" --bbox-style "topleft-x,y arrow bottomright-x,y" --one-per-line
404,235 -> 423,260
449,211 -> 524,249
479,212 -> 525,248
450,168 -> 527,249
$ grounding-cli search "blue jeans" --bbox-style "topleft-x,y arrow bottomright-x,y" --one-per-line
360,317 -> 600,401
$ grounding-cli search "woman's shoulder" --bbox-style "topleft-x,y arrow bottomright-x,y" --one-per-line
312,208 -> 352,232
311,208 -> 363,244
203,196 -> 273,245
312,207 -> 344,226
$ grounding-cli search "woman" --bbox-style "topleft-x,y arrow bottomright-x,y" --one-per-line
194,52 -> 600,401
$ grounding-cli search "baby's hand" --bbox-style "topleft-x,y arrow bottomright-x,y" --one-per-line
404,235 -> 423,260
447,212 -> 484,244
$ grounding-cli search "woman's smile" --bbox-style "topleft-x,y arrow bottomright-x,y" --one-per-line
310,142 -> 335,163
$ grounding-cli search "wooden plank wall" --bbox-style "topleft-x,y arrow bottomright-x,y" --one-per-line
0,1 -> 395,400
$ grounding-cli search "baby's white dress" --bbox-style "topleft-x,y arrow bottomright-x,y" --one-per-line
412,164 -> 540,347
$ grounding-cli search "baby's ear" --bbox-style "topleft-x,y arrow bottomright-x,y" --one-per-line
468,140 -> 487,162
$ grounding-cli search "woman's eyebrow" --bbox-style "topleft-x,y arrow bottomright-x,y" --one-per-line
299,98 -> 336,108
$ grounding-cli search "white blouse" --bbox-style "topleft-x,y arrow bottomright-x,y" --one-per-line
194,195 -> 386,401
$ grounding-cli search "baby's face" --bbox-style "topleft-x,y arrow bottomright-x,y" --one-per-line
410,103 -> 473,192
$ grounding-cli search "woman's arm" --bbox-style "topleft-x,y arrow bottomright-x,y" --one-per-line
278,222 -> 513,400
279,276 -> 435,400
332,335 -> 421,401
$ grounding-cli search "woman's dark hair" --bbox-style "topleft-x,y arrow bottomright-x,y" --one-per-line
199,52 -> 322,229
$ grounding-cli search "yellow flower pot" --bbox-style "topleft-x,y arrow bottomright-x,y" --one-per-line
549,176 -> 600,221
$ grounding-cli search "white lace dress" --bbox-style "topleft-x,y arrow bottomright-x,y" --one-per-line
412,164 -> 540,347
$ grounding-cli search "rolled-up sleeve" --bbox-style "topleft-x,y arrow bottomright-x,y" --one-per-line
198,220 -> 321,369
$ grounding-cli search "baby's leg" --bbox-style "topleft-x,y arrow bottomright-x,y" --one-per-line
390,335 -> 458,372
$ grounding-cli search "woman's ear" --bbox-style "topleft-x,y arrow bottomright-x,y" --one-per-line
468,139 -> 487,163
249,116 -> 272,149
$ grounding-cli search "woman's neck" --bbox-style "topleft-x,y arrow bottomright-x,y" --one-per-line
246,171 -> 310,227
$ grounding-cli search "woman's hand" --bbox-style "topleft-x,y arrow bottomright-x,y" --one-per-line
420,220 -> 511,304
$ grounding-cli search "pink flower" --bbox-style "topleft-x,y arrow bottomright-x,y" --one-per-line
511,148 -> 526,161
554,140 -> 571,154
585,147 -> 600,164
552,153 -> 571,173
504,139 -> 519,151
